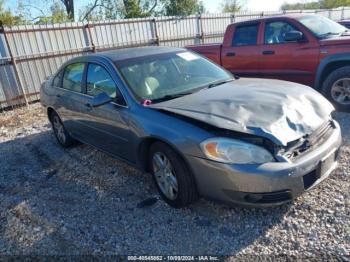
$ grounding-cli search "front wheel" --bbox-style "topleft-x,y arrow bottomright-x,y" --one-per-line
149,142 -> 198,208
322,66 -> 350,112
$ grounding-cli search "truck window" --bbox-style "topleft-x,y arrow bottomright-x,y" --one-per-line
264,21 -> 299,44
232,24 -> 259,46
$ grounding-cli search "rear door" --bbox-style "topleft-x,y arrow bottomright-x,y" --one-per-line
221,22 -> 262,77
54,62 -> 87,138
259,19 -> 319,86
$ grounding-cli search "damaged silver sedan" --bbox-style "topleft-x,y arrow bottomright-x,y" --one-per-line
40,47 -> 342,208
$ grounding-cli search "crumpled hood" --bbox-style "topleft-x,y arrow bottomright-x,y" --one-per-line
150,78 -> 334,146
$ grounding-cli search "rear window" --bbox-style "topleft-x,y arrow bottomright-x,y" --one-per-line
232,24 -> 259,46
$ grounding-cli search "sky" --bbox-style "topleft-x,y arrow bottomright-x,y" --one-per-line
5,0 -> 315,16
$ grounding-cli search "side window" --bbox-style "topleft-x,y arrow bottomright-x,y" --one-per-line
86,64 -> 116,98
264,21 -> 300,44
52,70 -> 62,87
232,24 -> 259,46
62,63 -> 85,92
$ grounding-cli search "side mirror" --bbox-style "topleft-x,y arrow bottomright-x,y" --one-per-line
90,92 -> 112,107
284,30 -> 304,42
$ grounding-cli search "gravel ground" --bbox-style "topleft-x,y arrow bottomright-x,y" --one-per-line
0,103 -> 349,257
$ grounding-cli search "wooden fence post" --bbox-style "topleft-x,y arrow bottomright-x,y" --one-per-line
85,23 -> 96,52
150,18 -> 160,46
230,14 -> 235,24
0,22 -> 28,107
196,14 -> 204,44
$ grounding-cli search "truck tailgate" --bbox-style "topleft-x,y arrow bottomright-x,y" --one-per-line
186,43 -> 222,65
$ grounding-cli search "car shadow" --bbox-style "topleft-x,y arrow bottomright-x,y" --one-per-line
0,129 -> 297,255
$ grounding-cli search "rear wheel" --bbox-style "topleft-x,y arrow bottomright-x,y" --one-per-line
149,142 -> 198,208
322,66 -> 350,112
50,111 -> 75,147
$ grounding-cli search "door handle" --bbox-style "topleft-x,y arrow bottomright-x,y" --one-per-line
226,52 -> 236,57
262,50 -> 275,55
85,103 -> 93,111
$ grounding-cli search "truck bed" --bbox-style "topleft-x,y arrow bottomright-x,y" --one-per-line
186,43 -> 222,65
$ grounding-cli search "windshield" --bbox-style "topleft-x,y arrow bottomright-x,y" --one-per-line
115,51 -> 232,102
297,15 -> 347,39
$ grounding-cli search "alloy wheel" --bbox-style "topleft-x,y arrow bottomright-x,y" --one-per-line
331,78 -> 350,105
152,152 -> 178,200
52,115 -> 66,144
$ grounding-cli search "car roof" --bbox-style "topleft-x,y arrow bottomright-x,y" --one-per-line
96,46 -> 186,62
233,13 -> 315,25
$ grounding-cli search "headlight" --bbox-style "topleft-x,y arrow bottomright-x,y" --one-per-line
200,137 -> 275,164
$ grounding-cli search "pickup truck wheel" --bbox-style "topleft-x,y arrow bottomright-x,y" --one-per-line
322,67 -> 350,112
149,142 -> 198,208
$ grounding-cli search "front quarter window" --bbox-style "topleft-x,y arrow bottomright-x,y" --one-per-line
298,15 -> 347,39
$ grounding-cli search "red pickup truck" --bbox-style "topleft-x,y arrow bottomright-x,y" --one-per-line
187,14 -> 350,111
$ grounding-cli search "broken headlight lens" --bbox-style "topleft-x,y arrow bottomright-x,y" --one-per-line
200,137 -> 275,164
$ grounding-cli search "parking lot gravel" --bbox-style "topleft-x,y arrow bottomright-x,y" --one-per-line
0,103 -> 349,257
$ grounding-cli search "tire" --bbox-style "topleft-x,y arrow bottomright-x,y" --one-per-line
49,111 -> 75,148
321,66 -> 350,112
149,142 -> 198,208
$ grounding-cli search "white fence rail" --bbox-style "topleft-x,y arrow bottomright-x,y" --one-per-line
1,7 -> 350,111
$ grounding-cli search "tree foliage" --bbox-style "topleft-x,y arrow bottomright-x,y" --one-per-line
79,0 -> 205,21
281,0 -> 350,10
221,0 -> 245,13
35,2 -> 70,24
122,0 -> 158,18
0,0 -> 25,26
163,0 -> 205,16
323,0 -> 350,8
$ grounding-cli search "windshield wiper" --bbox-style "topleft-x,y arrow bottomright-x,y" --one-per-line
151,92 -> 193,103
207,78 -> 235,89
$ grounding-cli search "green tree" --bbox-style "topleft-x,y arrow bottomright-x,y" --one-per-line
163,0 -> 204,16
281,1 -> 322,10
0,0 -> 25,26
79,0 -> 159,21
123,0 -> 151,18
322,0 -> 350,8
281,0 -> 350,10
221,0 -> 245,13
35,2 -> 70,24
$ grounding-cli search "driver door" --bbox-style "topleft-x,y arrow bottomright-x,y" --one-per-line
77,63 -> 133,161
259,19 -> 319,86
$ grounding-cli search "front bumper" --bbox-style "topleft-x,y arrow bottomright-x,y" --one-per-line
187,121 -> 342,207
